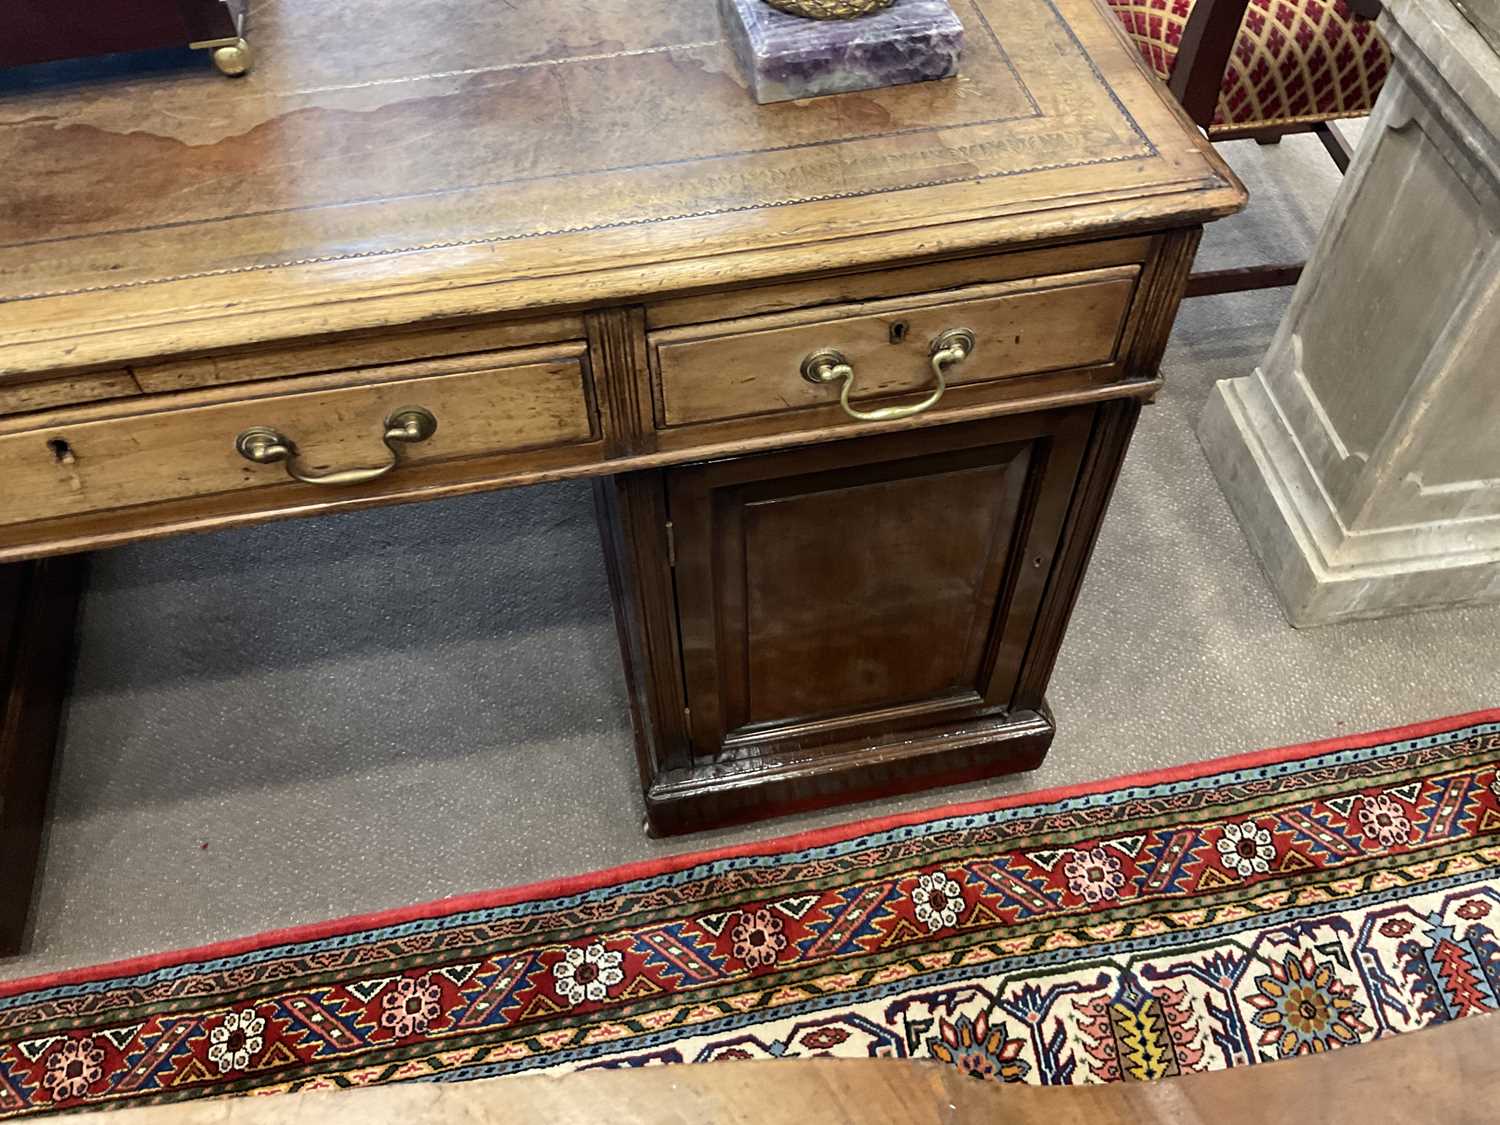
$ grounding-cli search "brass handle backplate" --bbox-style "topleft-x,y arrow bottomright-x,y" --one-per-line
801,328 -> 976,422
235,406 -> 438,486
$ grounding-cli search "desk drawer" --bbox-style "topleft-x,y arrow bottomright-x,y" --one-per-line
0,345 -> 595,529
651,266 -> 1139,428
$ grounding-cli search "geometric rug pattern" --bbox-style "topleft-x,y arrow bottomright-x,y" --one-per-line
1,710 -> 1497,1116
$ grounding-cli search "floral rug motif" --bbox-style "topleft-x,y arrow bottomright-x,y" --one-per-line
3,710 -> 1499,1116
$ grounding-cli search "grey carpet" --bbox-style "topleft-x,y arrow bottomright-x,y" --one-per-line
7,130 -> 1498,979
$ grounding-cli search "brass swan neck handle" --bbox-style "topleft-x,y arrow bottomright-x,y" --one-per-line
801,329 -> 976,423
235,407 -> 438,486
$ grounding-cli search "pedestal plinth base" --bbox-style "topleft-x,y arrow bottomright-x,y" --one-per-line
1198,375 -> 1500,627
720,0 -> 964,104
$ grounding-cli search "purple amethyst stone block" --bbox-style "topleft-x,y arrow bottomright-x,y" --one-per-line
720,0 -> 965,104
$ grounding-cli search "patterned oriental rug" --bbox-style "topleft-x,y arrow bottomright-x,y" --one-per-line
3,711 -> 1499,1117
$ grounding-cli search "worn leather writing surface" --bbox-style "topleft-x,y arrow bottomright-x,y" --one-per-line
0,0 -> 1242,375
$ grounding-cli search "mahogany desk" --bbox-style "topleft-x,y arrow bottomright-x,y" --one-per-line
0,0 -> 1243,953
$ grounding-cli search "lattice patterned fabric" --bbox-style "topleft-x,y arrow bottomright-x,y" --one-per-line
1106,0 -> 1391,131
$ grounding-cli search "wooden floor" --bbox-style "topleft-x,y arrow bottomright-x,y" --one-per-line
80,1011 -> 1495,1123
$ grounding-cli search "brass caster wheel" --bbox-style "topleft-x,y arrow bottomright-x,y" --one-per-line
211,38 -> 254,77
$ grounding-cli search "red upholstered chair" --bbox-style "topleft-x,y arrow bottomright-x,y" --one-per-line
1105,0 -> 1391,294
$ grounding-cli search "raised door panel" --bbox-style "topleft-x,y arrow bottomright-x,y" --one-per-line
736,457 -> 1026,725
669,408 -> 1094,764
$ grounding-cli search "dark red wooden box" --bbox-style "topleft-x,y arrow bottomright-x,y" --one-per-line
0,0 -> 245,70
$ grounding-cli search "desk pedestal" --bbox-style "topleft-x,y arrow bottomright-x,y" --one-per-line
601,400 -> 1139,835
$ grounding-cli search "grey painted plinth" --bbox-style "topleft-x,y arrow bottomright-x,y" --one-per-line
1198,0 -> 1500,627
720,0 -> 963,104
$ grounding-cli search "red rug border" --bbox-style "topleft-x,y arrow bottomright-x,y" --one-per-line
5,706 -> 1496,1001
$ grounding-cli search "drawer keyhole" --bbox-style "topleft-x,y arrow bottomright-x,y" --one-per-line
889,320 -> 909,344
47,438 -> 76,466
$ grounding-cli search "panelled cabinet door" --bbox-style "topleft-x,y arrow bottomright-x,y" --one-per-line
667,408 -> 1095,767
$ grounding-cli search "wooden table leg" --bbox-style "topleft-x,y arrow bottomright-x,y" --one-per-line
0,556 -> 85,956
594,473 -> 695,824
